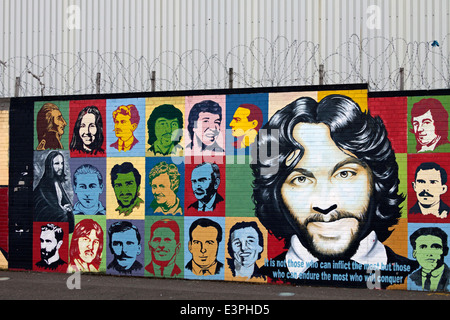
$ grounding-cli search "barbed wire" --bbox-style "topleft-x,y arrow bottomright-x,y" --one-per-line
1,34 -> 449,98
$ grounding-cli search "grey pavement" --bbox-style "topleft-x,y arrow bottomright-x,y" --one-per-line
0,269 -> 449,301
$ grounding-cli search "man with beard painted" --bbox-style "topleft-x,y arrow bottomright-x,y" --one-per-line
34,151 -> 74,233
35,223 -> 67,272
145,219 -> 182,277
110,162 -> 144,216
251,95 -> 419,288
409,162 -> 450,221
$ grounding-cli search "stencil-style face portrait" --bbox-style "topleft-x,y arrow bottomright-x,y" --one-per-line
110,162 -> 144,216
410,98 -> 450,153
73,164 -> 106,216
70,106 -> 105,155
110,104 -> 140,152
186,218 -> 223,276
187,100 -> 224,154
145,219 -> 182,277
35,223 -> 67,272
147,104 -> 184,156
410,162 -> 449,218
68,219 -> 104,272
36,103 -> 68,150
149,162 -> 182,215
107,221 -> 143,274
229,104 -> 263,149
409,227 -> 450,291
228,221 -> 264,280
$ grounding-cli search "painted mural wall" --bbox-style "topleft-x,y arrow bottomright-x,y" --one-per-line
5,85 -> 450,292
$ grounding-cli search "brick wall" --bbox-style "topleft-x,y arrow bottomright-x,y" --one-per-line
5,84 -> 450,292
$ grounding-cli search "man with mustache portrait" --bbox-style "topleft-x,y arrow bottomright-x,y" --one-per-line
107,221 -> 143,275
110,104 -> 140,152
410,162 -> 450,220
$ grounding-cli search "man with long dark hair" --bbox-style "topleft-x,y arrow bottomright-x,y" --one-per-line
147,104 -> 184,156
251,95 -> 418,288
34,151 -> 74,233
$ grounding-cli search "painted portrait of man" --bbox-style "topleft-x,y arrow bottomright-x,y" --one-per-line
35,223 -> 67,272
147,104 -> 184,156
186,218 -> 223,276
36,102 -> 67,150
187,162 -> 224,214
410,98 -> 450,153
70,106 -> 105,155
110,162 -> 144,216
229,104 -> 263,149
34,151 -> 74,233
110,104 -> 140,152
148,161 -> 183,215
145,219 -> 182,277
409,227 -> 450,291
410,162 -> 450,220
251,95 -> 418,288
227,221 -> 265,280
107,220 -> 143,275
68,219 -> 104,273
187,100 -> 224,154
72,164 -> 106,216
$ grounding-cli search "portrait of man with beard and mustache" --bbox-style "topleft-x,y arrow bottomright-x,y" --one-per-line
145,219 -> 182,278
67,219 -> 104,273
409,162 -> 450,221
35,223 -> 68,272
34,151 -> 74,233
251,95 -> 419,288
110,162 -> 144,216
